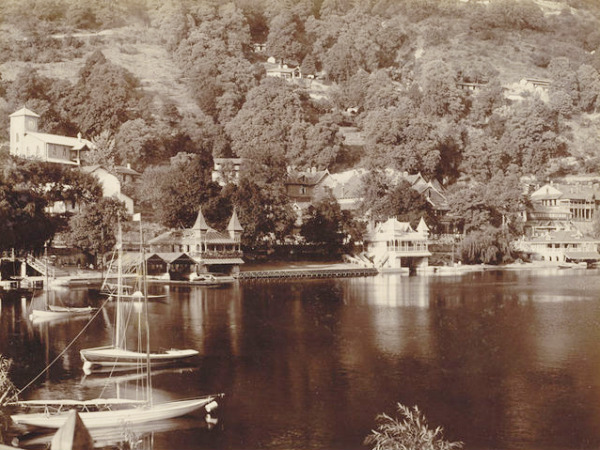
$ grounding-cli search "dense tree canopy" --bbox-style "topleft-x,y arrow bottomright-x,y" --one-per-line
0,158 -> 102,252
136,152 -> 216,228
2,0 -> 600,265
64,197 -> 129,264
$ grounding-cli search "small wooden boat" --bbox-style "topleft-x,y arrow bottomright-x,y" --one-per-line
558,261 -> 588,269
81,346 -> 199,372
30,305 -> 95,322
29,248 -> 96,322
10,395 -> 220,429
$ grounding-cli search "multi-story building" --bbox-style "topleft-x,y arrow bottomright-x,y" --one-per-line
516,230 -> 600,264
364,217 -> 431,272
147,209 -> 244,277
525,182 -> 600,236
10,107 -> 139,215
10,107 -> 92,165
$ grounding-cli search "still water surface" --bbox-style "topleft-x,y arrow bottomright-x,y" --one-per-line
2,268 -> 600,450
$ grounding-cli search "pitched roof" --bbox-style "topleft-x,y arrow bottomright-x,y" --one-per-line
227,209 -> 243,232
154,252 -> 196,264
10,107 -> 40,118
527,230 -> 600,243
286,169 -> 329,186
417,217 -> 429,232
531,183 -> 600,202
192,209 -> 209,231
115,165 -> 140,176
564,251 -> 600,260
26,132 -> 93,150
148,228 -> 235,245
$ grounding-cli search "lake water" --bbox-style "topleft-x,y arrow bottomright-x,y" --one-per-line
2,268 -> 600,450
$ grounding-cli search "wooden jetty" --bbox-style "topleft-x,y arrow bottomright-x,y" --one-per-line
237,267 -> 378,280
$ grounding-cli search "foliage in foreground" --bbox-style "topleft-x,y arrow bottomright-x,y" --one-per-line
0,355 -> 18,445
364,403 -> 463,450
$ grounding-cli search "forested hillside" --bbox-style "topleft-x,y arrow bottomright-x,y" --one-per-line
1,0 -> 600,260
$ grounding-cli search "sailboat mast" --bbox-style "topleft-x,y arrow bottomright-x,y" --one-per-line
115,221 -> 123,349
140,216 -> 153,406
44,243 -> 49,310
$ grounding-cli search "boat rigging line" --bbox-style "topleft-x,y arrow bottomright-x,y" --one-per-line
16,294 -> 113,398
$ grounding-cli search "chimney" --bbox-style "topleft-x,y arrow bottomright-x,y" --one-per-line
77,132 -> 82,142
127,163 -> 131,170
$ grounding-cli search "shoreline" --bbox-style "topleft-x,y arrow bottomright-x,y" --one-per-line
7,261 -> 594,291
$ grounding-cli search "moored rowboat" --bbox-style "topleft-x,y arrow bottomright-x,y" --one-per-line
10,395 -> 221,429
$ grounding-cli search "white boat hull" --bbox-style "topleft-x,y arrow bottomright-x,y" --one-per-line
30,307 -> 94,321
80,346 -> 199,371
11,397 -> 218,430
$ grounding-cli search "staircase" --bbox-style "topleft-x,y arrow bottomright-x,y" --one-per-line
26,256 -> 69,278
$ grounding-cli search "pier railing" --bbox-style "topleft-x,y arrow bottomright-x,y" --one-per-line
237,267 -> 378,280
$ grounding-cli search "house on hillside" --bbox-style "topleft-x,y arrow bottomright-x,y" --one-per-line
10,107 -> 93,165
81,165 -> 136,214
456,81 -> 488,93
525,182 -> 600,236
286,167 -> 330,204
311,168 -> 449,215
115,164 -> 140,184
9,107 -> 138,214
265,59 -> 302,79
212,157 -> 243,186
148,209 -> 244,277
364,217 -> 431,272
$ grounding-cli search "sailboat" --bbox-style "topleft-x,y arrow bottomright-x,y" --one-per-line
10,219 -> 222,430
29,246 -> 95,322
80,220 -> 199,372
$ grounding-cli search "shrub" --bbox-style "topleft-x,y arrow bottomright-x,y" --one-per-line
364,403 -> 464,450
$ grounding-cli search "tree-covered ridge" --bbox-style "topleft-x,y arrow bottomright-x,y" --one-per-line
0,0 -> 599,259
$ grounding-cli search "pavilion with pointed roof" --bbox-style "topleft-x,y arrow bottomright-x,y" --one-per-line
147,208 -> 244,277
364,217 -> 431,272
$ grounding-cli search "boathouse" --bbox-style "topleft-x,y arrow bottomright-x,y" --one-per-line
517,230 -> 600,263
147,209 -> 244,277
364,217 -> 431,272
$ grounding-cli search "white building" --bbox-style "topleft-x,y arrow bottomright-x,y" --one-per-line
10,108 -> 137,214
365,217 -> 431,272
212,158 -> 243,186
517,230 -> 600,263
10,107 -> 92,165
81,165 -> 135,214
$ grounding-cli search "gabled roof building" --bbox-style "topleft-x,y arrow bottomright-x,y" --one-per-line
148,209 -> 244,276
364,217 -> 431,272
10,107 -> 92,165
525,182 -> 600,236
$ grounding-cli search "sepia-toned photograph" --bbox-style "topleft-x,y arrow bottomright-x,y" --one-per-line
1,0 -> 600,448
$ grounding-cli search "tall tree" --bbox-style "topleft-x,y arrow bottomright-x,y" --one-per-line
232,177 -> 295,249
63,50 -> 144,136
301,192 -> 360,255
136,152 -> 216,228
64,197 -> 128,265
226,77 -> 318,182
265,11 -> 307,64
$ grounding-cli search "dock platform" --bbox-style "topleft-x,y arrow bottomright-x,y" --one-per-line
237,267 -> 378,280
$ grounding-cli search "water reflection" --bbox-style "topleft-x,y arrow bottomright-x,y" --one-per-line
3,270 -> 600,449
